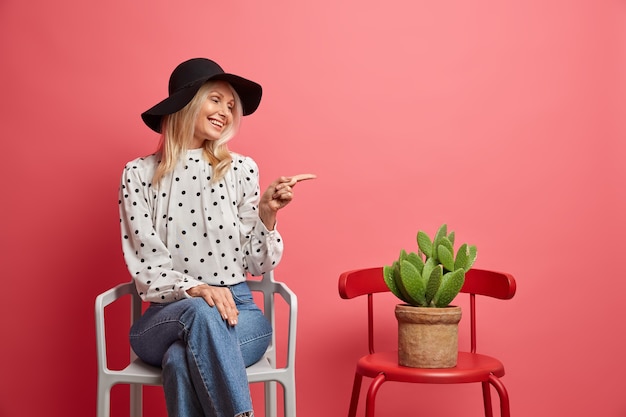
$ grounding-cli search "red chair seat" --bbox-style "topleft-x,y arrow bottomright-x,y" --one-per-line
356,351 -> 505,384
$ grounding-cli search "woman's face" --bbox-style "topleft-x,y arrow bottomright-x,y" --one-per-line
192,81 -> 236,147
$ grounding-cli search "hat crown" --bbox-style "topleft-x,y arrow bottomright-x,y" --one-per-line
168,58 -> 225,95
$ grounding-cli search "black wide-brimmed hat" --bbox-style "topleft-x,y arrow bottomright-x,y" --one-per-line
141,58 -> 262,133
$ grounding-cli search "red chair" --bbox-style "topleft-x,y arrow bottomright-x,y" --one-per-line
338,267 -> 516,417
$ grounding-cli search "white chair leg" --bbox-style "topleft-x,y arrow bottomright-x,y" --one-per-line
265,380 -> 277,417
130,383 -> 143,417
284,380 -> 296,417
97,384 -> 111,417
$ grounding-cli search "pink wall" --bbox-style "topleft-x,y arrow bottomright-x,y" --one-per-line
1,0 -> 625,416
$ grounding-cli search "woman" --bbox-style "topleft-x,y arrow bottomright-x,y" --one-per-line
119,58 -> 313,417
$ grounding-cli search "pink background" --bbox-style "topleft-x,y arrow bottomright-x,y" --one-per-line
1,0 -> 625,416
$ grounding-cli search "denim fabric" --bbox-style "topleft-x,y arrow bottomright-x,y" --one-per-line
129,282 -> 272,417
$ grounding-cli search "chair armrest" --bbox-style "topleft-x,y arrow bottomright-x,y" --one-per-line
95,282 -> 141,370
95,282 -> 136,309
271,281 -> 298,369
247,277 -> 298,369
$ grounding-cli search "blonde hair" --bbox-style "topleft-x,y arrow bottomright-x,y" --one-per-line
152,81 -> 243,185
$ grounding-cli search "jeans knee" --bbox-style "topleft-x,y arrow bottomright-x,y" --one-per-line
180,298 -> 223,328
162,340 -> 186,371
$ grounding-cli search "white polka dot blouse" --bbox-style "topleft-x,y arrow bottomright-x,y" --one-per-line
119,148 -> 284,303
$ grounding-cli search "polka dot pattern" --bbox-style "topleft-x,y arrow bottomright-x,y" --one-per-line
119,149 -> 284,303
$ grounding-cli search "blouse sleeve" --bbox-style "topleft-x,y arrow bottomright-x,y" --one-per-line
236,157 -> 284,276
118,163 -> 201,302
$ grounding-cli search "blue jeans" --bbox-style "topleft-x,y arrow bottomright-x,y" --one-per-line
129,282 -> 272,417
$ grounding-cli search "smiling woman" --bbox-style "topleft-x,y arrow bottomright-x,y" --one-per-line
118,57 -> 315,417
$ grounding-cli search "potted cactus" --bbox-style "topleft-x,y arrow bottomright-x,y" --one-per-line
383,224 -> 477,368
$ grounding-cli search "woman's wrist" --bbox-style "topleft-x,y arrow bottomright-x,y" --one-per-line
259,206 -> 277,230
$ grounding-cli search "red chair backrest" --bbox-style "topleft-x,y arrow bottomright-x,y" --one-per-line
338,267 -> 389,299
338,267 -> 517,354
462,268 -> 516,299
339,267 -> 516,301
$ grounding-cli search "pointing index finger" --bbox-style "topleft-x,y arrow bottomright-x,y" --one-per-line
290,173 -> 317,183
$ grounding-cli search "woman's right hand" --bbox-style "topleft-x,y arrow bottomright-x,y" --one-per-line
187,284 -> 239,326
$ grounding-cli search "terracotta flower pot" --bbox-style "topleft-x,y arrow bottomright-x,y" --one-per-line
395,304 -> 462,368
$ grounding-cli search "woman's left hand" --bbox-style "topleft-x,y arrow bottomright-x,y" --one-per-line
259,174 -> 316,229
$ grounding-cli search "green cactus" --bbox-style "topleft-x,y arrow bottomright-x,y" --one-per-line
384,224 -> 477,308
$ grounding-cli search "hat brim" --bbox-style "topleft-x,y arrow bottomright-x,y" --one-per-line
141,74 -> 262,133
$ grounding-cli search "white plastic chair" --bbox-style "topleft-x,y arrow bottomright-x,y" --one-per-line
95,271 -> 297,417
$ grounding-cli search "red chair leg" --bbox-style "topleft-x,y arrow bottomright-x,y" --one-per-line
482,381 -> 493,417
348,373 -> 363,417
365,373 -> 386,417
488,374 -> 510,417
